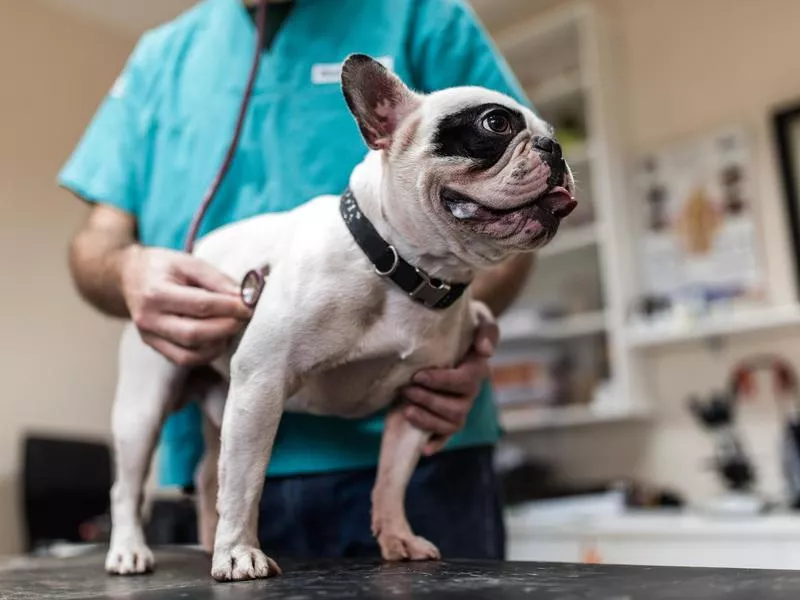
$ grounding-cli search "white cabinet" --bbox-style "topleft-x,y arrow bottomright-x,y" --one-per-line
506,510 -> 800,570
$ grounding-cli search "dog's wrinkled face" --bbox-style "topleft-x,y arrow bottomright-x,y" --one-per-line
341,54 -> 577,266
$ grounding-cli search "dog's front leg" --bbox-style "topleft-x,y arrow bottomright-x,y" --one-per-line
208,265 -> 369,581
371,408 -> 441,561
210,365 -> 286,582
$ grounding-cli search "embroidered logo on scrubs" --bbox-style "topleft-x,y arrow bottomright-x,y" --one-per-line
311,56 -> 394,84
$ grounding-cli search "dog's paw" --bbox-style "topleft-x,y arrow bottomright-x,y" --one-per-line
105,542 -> 155,575
470,299 -> 496,328
211,545 -> 282,582
378,531 -> 441,562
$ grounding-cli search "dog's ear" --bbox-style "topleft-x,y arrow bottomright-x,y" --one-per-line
341,54 -> 420,151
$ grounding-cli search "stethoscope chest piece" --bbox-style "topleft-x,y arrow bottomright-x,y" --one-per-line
241,266 -> 269,308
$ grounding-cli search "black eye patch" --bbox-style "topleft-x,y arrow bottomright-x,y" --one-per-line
432,103 -> 526,170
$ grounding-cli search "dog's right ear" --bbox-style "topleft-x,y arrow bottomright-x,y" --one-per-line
341,54 -> 421,151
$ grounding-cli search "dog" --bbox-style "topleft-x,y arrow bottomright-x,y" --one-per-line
103,53 -> 576,582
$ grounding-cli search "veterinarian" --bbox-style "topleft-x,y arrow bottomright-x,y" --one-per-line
60,0 -> 533,560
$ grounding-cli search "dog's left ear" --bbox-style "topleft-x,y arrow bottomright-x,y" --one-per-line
341,54 -> 421,151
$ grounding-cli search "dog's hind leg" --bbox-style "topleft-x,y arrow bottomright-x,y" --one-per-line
195,376 -> 226,554
105,323 -> 186,575
371,408 -> 441,561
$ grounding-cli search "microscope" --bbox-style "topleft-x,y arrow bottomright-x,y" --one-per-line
688,354 -> 800,514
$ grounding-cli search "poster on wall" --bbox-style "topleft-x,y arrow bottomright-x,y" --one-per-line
632,125 -> 765,304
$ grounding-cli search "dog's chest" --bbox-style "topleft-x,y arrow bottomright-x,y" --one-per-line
286,295 -> 472,418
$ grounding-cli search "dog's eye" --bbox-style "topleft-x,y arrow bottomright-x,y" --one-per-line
481,111 -> 511,134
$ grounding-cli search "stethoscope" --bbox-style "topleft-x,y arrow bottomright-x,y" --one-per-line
182,0 -> 270,309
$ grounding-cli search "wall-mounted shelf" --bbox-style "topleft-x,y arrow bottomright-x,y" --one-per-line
625,304 -> 800,350
499,310 -> 607,344
500,403 -> 647,433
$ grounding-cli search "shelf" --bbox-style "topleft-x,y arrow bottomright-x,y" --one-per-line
625,304 -> 800,349
538,224 -> 599,257
499,403 -> 647,433
500,310 -> 607,343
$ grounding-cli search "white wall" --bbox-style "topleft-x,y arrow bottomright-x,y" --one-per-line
510,0 -> 800,505
0,1 -> 133,553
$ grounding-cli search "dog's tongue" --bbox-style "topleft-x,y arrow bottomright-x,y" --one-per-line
539,188 -> 577,219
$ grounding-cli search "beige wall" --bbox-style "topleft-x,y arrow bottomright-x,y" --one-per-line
514,0 -> 800,505
618,0 -> 800,503
613,0 -> 800,503
0,1 -> 133,553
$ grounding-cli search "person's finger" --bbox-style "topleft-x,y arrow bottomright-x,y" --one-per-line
423,436 -> 451,457
412,359 -> 483,396
151,284 -> 253,321
173,255 -> 242,296
143,314 -> 244,349
142,334 -> 228,367
403,385 -> 468,425
473,319 -> 499,357
404,404 -> 460,437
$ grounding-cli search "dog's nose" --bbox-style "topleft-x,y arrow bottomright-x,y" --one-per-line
533,136 -> 561,156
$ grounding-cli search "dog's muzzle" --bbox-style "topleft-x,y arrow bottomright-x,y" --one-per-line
532,135 -> 568,189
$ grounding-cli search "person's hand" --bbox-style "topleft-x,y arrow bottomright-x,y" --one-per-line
403,317 -> 500,456
120,246 -> 253,366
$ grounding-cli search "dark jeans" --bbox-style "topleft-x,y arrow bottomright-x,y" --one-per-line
257,446 -> 506,560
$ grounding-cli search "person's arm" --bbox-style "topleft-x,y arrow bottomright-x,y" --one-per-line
68,204 -> 252,366
69,204 -> 136,318
471,253 -> 534,317
60,32 -> 250,367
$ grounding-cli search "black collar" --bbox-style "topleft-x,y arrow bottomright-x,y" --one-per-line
340,188 -> 469,310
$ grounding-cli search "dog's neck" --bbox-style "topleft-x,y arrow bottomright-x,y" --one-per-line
349,152 -> 476,284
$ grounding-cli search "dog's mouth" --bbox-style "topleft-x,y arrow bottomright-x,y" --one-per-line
440,186 -> 577,243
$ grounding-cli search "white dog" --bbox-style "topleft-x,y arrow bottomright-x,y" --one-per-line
104,54 -> 576,582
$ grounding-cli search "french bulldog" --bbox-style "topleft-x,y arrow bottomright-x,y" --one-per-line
104,53 -> 576,582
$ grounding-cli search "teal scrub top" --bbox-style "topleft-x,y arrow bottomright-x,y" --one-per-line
58,0 -> 530,487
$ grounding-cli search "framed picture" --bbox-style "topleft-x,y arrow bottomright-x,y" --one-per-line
774,101 -> 800,290
632,125 -> 764,303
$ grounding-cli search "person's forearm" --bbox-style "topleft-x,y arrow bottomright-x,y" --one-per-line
68,226 -> 135,319
471,253 -> 534,317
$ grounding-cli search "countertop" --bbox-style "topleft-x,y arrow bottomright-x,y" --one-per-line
2,547 -> 800,599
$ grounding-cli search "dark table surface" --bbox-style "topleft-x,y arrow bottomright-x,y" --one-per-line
1,546 -> 800,599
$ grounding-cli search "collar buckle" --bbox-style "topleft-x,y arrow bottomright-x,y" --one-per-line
409,268 -> 452,308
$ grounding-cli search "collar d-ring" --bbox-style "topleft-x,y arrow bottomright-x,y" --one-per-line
374,245 -> 399,277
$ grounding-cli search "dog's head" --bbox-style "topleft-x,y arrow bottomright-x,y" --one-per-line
341,54 -> 577,268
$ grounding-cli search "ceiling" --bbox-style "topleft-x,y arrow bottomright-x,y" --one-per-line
38,0 -> 562,39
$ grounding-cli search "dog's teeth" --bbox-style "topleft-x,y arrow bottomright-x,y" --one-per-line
448,201 -> 479,220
